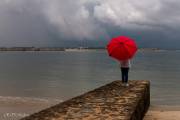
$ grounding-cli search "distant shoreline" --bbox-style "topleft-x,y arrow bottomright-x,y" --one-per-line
0,47 -> 105,52
0,47 -> 179,52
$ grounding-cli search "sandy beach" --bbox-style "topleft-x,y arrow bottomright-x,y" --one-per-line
144,105 -> 180,120
0,96 -> 62,120
1,99 -> 180,120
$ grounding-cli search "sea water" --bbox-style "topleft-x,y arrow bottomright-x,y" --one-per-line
0,50 -> 180,106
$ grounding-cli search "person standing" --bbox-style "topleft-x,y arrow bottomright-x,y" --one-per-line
120,59 -> 131,86
107,36 -> 137,87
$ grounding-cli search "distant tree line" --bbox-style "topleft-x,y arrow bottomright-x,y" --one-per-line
0,47 -> 106,51
0,47 -> 65,51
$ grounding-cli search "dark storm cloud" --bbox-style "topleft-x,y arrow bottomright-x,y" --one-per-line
0,0 -> 56,46
0,0 -> 180,48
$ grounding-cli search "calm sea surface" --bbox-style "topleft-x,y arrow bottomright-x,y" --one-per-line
0,50 -> 180,105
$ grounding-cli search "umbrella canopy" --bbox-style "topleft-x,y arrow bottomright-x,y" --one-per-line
107,36 -> 137,61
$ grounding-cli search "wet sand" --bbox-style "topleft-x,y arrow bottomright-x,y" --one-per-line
0,96 -> 62,120
1,105 -> 180,120
2,105 -> 180,120
144,105 -> 180,120
1,97 -> 180,120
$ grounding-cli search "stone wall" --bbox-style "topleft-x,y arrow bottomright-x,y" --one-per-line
21,80 -> 150,120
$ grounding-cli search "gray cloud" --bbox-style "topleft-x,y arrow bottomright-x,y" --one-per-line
0,0 -> 180,48
0,0 -> 54,46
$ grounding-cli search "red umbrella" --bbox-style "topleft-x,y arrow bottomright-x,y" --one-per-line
107,36 -> 137,61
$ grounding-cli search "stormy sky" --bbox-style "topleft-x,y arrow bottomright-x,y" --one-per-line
0,0 -> 180,48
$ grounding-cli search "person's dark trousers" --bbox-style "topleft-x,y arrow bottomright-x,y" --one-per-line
121,67 -> 129,83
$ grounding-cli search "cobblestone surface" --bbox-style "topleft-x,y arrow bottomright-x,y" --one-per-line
21,80 -> 150,120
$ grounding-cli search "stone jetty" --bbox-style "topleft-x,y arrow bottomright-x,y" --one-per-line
21,80 -> 150,120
